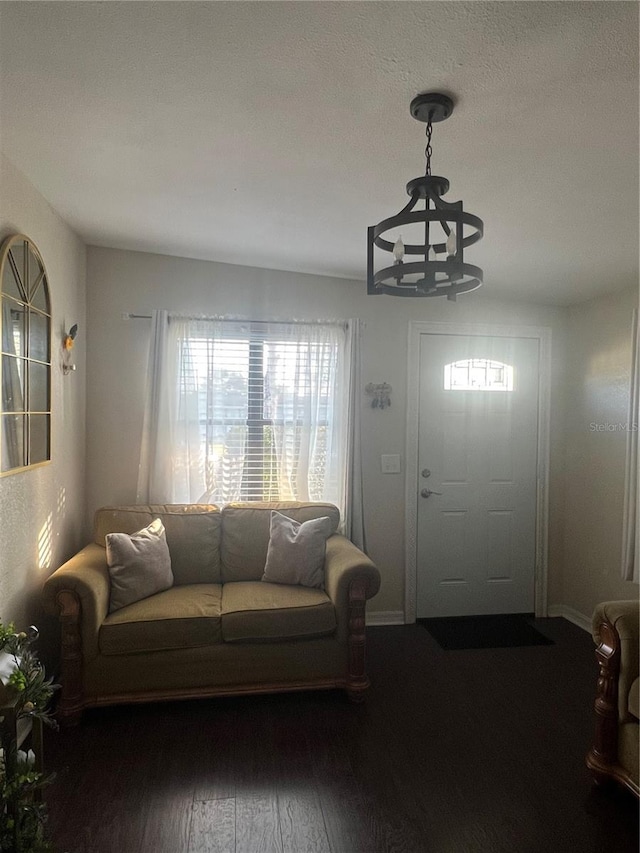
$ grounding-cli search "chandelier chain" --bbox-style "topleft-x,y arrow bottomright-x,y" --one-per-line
424,120 -> 433,176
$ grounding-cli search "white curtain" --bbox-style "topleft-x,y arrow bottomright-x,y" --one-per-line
137,309 -> 171,502
344,319 -> 366,550
137,314 -> 364,537
137,312 -> 205,503
622,308 -> 639,582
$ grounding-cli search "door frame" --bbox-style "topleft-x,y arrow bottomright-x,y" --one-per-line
404,321 -> 552,622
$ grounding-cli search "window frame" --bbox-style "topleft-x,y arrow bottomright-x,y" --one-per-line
0,234 -> 52,476
443,357 -> 514,391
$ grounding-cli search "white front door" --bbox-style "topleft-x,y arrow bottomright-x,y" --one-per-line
416,334 -> 540,618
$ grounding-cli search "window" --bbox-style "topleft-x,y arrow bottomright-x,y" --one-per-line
181,325 -> 339,502
0,235 -> 51,474
146,318 -> 349,508
444,358 -> 514,391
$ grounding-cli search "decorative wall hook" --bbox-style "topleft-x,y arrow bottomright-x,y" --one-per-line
62,324 -> 78,374
365,382 -> 392,409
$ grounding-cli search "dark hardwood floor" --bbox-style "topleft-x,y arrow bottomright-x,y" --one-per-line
44,619 -> 639,852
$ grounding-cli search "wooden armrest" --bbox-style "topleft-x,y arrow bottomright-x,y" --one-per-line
323,535 -> 380,643
587,600 -> 640,796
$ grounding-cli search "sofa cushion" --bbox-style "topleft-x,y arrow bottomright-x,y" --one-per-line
95,505 -> 222,585
629,677 -> 640,720
220,502 -> 340,582
106,518 -> 174,613
221,581 -> 336,642
100,583 -> 222,655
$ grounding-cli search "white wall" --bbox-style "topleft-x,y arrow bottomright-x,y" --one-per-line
561,285 -> 639,622
0,158 -> 632,640
87,246 -> 568,617
0,154 -> 86,645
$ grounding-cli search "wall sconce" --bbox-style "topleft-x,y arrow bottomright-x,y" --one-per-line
62,324 -> 78,374
365,382 -> 392,409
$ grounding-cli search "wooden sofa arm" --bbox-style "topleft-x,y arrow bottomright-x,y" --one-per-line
592,601 -> 639,723
43,544 -> 111,660
323,535 -> 381,703
42,544 -> 112,725
586,600 -> 639,794
324,535 -> 380,643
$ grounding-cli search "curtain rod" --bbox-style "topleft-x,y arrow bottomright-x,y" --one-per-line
121,312 -> 349,327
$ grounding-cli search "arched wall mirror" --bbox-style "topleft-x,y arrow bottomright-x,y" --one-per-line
0,234 -> 51,474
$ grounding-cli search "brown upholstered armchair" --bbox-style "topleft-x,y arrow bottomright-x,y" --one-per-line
586,600 -> 639,798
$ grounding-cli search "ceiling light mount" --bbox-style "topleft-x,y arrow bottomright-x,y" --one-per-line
409,92 -> 454,124
367,91 -> 484,300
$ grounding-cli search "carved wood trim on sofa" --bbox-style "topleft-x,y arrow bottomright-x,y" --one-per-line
586,616 -> 640,799
55,590 -> 85,727
346,577 -> 370,702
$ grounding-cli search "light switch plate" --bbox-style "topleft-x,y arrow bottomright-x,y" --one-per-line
381,454 -> 401,474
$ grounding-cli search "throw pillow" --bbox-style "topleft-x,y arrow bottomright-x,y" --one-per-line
262,510 -> 333,589
106,518 -> 173,613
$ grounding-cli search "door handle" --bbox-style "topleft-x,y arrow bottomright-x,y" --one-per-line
420,488 -> 442,498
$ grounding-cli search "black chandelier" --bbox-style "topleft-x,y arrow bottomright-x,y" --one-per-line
367,93 -> 484,299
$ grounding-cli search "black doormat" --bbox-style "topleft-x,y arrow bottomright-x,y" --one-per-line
418,613 -> 554,650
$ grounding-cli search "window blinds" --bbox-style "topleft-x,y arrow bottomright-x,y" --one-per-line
176,320 -> 344,505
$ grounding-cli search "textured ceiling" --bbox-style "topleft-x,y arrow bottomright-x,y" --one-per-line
0,1 -> 638,305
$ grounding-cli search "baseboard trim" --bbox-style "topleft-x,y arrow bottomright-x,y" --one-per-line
366,610 -> 405,626
547,605 -> 591,633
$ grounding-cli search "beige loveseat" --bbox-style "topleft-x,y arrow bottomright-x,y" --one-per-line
42,502 -> 380,725
586,600 -> 639,798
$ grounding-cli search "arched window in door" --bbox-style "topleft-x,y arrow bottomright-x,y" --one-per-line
444,358 -> 514,391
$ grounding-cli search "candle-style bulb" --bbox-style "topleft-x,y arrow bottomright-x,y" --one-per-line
393,236 -> 404,262
446,228 -> 456,258
428,246 -> 437,262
